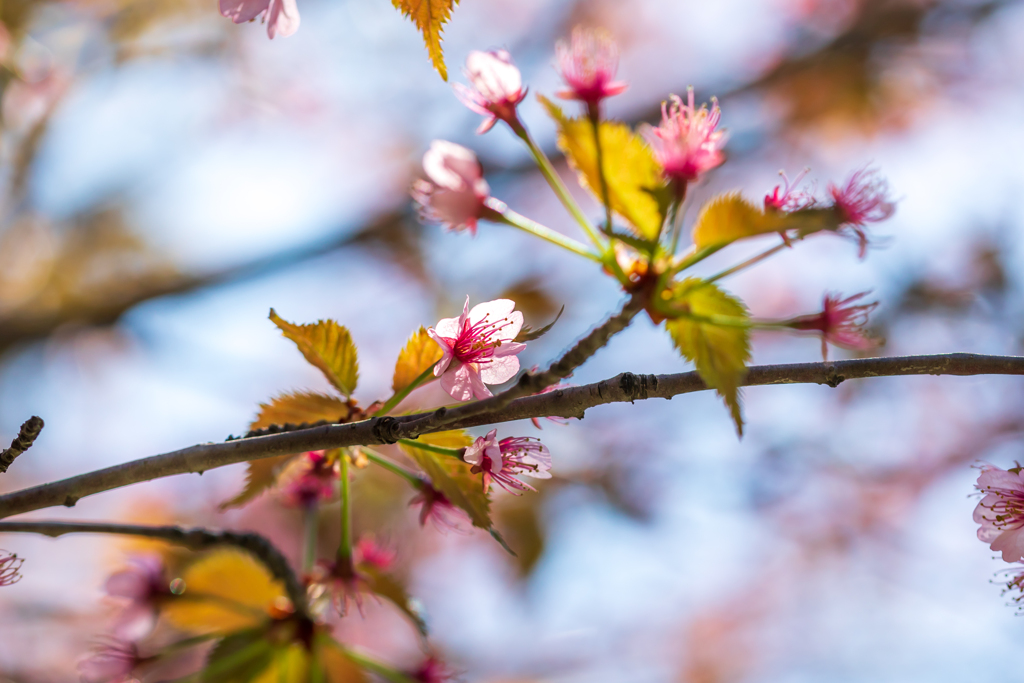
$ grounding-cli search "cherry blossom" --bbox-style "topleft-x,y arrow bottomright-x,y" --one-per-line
454,50 -> 527,134
640,87 -> 726,186
77,640 -> 144,683
0,550 -> 22,586
555,27 -> 628,107
104,556 -> 169,640
463,429 -> 551,494
428,298 -> 526,401
409,482 -> 467,532
827,168 -> 896,257
219,0 -> 299,39
354,537 -> 395,571
409,655 -> 457,683
764,169 -> 815,213
280,450 -> 338,507
787,292 -> 878,360
974,464 -> 1024,562
412,141 -> 491,235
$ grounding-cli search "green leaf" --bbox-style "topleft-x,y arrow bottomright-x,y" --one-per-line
393,327 -> 443,393
515,305 -> 564,343
360,566 -> 428,637
202,630 -> 274,683
220,391 -> 359,510
399,430 -> 492,530
664,279 -> 751,435
391,0 -> 459,81
539,94 -> 665,240
691,192 -> 787,250
269,310 -> 359,397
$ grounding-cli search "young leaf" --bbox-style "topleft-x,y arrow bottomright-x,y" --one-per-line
220,392 -> 359,510
664,279 -> 751,435
360,566 -> 428,637
164,549 -> 285,634
399,430 -> 492,530
539,94 -> 665,240
202,630 -> 275,683
269,310 -> 359,397
515,305 -> 564,343
252,645 -> 309,683
391,0 -> 459,81
393,327 -> 443,393
691,193 -> 787,250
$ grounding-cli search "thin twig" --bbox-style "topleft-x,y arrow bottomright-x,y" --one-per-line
0,353 -> 1022,519
0,520 -> 307,615
0,417 -> 44,474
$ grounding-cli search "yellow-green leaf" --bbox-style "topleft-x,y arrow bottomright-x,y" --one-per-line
393,327 -> 443,393
270,310 -> 359,397
164,549 -> 286,634
220,392 -> 359,510
202,630 -> 274,683
399,430 -> 491,530
539,95 -> 665,240
392,0 -> 458,81
252,645 -> 309,683
664,279 -> 751,435
691,192 -> 788,250
318,641 -> 369,683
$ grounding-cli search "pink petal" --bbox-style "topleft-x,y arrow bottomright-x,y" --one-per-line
991,527 -> 1024,562
220,0 -> 269,23
441,363 -> 475,402
426,329 -> 454,376
104,571 -> 148,599
469,366 -> 493,400
479,354 -> 520,384
432,316 -> 462,340
464,437 -> 486,466
492,341 -> 526,358
266,0 -> 299,38
468,298 -> 516,325
429,187 -> 485,229
423,140 -> 483,190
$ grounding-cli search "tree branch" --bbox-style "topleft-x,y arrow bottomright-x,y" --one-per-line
0,417 -> 44,474
0,353 -> 1021,520
0,520 -> 307,615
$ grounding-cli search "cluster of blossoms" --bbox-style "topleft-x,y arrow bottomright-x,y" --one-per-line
973,464 -> 1024,606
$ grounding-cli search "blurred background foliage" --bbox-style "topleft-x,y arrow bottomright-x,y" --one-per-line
2,0 -> 1024,680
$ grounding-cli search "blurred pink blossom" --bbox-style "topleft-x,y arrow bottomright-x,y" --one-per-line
764,169 -> 815,213
219,0 -> 299,39
0,549 -> 23,586
974,464 -> 1024,562
640,87 -> 726,185
828,168 -> 896,257
787,292 -> 878,360
555,27 -> 628,107
410,655 -> 457,683
463,429 -> 551,494
77,640 -> 143,683
454,50 -> 527,134
428,297 -> 525,401
412,141 -> 491,235
409,482 -> 467,532
280,450 -> 338,507
104,556 -> 169,640
354,537 -> 395,571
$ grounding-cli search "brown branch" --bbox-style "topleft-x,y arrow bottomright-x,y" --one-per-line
0,353 -> 1022,520
0,417 -> 44,474
0,520 -> 307,615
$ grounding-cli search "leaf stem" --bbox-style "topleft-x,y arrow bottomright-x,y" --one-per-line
484,199 -> 601,261
303,504 -> 319,574
509,120 -> 605,250
362,449 -> 424,488
396,439 -> 466,459
335,644 -> 418,683
704,241 -> 789,284
587,104 -> 614,236
337,452 -> 352,563
374,366 -> 436,418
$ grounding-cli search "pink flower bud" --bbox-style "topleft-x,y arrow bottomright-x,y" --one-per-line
827,168 -> 896,258
787,292 -> 878,360
412,141 -> 491,235
555,27 -> 628,108
219,0 -> 299,39
453,50 -> 527,134
427,297 -> 526,401
974,464 -> 1024,562
463,429 -> 552,494
640,87 -> 726,185
0,549 -> 23,587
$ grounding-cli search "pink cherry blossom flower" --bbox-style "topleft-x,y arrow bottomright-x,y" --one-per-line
428,298 -> 526,401
827,168 -> 896,258
409,655 -> 457,683
219,0 -> 299,39
0,550 -> 23,586
409,482 -> 467,532
463,429 -> 551,494
764,169 -> 815,213
555,27 -> 628,108
454,50 -> 527,134
412,141 -> 491,235
640,87 -> 727,186
974,464 -> 1024,562
280,450 -> 338,507
787,292 -> 878,360
354,537 -> 395,571
77,640 -> 145,683
105,556 -> 169,640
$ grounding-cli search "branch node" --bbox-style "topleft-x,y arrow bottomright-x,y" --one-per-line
63,496 -> 77,508
619,372 -> 658,401
372,417 -> 401,444
0,417 -> 44,474
824,366 -> 845,388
